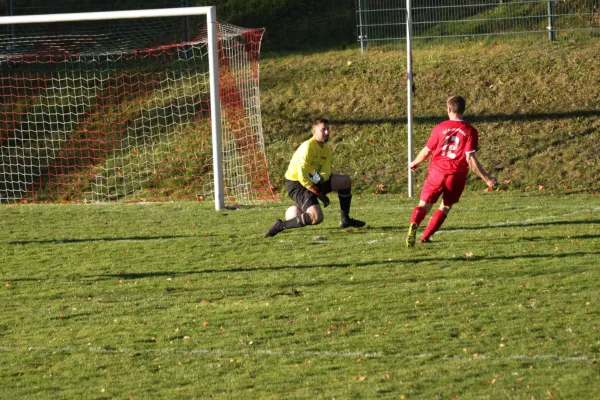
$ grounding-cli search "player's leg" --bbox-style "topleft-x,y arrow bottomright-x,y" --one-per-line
406,199 -> 433,246
420,173 -> 466,242
264,180 -> 321,238
407,174 -> 442,247
420,202 -> 452,243
329,174 -> 365,228
410,199 -> 433,226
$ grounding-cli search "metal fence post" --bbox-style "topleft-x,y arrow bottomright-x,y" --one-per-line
548,0 -> 556,41
182,0 -> 190,42
357,0 -> 365,53
7,0 -> 14,35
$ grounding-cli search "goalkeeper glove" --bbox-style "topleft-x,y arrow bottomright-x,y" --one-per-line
309,187 -> 330,208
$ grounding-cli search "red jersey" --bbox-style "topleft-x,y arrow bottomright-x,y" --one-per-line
425,119 -> 478,175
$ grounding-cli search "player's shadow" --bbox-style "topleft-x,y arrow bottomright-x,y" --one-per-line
516,234 -> 600,241
371,219 -> 599,234
7,235 -> 194,245
330,109 -> 600,126
91,249 -> 600,281
443,219 -> 600,232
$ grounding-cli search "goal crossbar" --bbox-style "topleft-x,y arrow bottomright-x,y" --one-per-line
0,7 -> 216,25
0,7 -> 226,210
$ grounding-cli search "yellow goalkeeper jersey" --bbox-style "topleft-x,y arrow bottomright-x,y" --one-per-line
285,137 -> 332,189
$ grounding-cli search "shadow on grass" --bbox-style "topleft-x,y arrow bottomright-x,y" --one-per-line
7,235 -> 194,245
516,234 -> 600,241
373,219 -> 600,234
445,219 -> 600,231
330,110 -> 600,126
91,249 -> 600,281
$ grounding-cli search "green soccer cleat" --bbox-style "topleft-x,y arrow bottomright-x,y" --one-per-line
406,223 -> 418,247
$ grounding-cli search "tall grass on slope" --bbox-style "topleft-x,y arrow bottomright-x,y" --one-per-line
260,39 -> 599,194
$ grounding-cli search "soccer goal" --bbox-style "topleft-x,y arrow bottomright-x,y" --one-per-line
0,7 -> 275,209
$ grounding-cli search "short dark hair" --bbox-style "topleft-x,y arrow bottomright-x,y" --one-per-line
447,96 -> 466,115
312,117 -> 329,127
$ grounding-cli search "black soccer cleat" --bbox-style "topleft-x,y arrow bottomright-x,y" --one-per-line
339,217 -> 366,229
420,238 -> 432,244
264,219 -> 285,238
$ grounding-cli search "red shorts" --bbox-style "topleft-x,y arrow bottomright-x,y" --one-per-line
420,171 -> 467,206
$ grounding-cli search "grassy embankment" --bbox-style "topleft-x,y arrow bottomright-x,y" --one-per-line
260,38 -> 600,195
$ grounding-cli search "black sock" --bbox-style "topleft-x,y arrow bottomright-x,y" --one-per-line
284,213 -> 312,229
338,188 -> 351,219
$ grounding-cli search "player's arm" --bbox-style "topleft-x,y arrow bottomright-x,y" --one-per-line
296,146 -> 316,189
409,147 -> 433,171
466,152 -> 496,188
297,146 -> 330,206
319,149 -> 332,183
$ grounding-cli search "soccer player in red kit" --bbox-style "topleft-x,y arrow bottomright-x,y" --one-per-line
406,96 -> 496,247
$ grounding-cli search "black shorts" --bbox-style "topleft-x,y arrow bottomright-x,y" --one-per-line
285,179 -> 332,212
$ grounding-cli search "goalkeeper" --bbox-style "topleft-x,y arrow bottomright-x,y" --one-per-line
264,117 -> 365,238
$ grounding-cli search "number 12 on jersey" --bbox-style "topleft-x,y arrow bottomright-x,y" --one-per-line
441,135 -> 460,159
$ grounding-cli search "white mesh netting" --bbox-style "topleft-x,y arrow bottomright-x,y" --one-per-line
0,16 -> 275,204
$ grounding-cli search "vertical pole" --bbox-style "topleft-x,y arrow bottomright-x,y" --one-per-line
406,0 -> 414,198
182,0 -> 190,42
547,0 -> 556,41
363,0 -> 369,52
357,0 -> 365,54
207,6 -> 225,210
7,0 -> 14,43
182,0 -> 191,58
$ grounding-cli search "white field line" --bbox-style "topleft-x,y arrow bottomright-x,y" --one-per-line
439,206 -> 600,235
0,345 -> 596,362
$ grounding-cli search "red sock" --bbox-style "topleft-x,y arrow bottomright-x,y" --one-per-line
410,206 -> 428,226
421,210 -> 447,241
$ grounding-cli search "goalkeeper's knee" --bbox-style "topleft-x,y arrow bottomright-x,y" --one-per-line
301,213 -> 315,226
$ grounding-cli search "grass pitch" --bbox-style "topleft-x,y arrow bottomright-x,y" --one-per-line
1,191 -> 599,398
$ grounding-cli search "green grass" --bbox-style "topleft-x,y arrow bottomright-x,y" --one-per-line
1,191 -> 599,398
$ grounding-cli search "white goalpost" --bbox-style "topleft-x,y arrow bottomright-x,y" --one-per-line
405,0 -> 414,198
0,7 -> 275,209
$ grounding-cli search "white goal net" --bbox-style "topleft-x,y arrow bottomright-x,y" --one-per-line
0,8 -> 275,206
